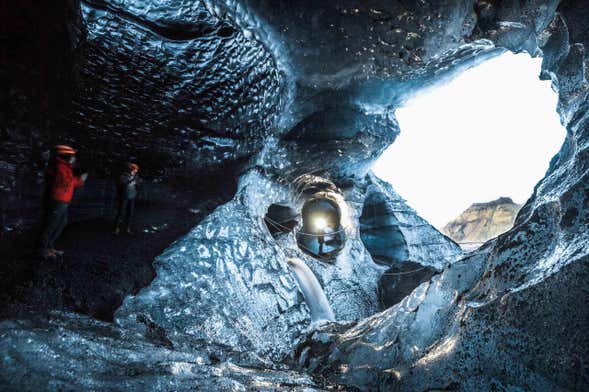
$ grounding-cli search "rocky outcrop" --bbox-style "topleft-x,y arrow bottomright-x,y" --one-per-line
442,197 -> 522,249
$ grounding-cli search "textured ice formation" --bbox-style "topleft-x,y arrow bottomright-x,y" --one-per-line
72,0 -> 284,173
2,0 -> 588,391
294,5 -> 589,390
112,168 -> 459,362
360,173 -> 462,270
0,312 -> 321,391
114,171 -> 310,360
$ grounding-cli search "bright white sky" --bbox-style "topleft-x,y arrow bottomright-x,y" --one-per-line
372,52 -> 566,229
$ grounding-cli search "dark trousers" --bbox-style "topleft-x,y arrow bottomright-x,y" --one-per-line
39,201 -> 69,251
115,197 -> 135,230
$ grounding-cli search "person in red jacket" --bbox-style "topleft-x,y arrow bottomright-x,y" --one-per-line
39,145 -> 88,259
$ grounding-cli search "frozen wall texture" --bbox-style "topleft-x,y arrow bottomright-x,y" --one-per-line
1,0 -> 588,391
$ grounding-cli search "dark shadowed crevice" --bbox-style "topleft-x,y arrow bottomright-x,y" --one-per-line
359,184 -> 441,309
359,190 -> 409,265
264,204 -> 298,238
282,106 -> 367,142
378,261 -> 437,308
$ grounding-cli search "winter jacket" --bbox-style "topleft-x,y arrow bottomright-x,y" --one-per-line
49,158 -> 84,203
118,172 -> 138,199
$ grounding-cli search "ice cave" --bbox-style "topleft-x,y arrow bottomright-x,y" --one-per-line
1,1 -> 588,391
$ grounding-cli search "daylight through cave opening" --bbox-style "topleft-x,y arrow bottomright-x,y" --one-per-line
372,51 -> 567,250
296,197 -> 346,259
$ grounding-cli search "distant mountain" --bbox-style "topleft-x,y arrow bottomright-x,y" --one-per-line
442,197 -> 522,250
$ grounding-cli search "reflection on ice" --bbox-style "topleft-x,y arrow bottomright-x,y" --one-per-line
416,335 -> 458,366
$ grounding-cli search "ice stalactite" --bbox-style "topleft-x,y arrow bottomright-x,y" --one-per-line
287,258 -> 335,323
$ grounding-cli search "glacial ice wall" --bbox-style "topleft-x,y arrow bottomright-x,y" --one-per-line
114,171 -> 310,360
360,173 -> 462,270
1,0 -> 588,391
295,4 -> 589,391
73,0 -> 283,171
114,169 -> 458,360
0,312 -> 320,391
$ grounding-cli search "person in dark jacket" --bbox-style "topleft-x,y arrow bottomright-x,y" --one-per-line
114,162 -> 140,235
39,145 -> 88,259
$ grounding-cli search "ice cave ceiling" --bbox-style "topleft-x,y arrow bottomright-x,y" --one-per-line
1,0 -> 588,391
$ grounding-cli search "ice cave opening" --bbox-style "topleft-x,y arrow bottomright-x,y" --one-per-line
264,204 -> 298,238
263,174 -> 350,261
296,197 -> 346,259
372,51 -> 567,250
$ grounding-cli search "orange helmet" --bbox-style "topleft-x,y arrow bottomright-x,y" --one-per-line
54,144 -> 76,155
128,163 -> 139,172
